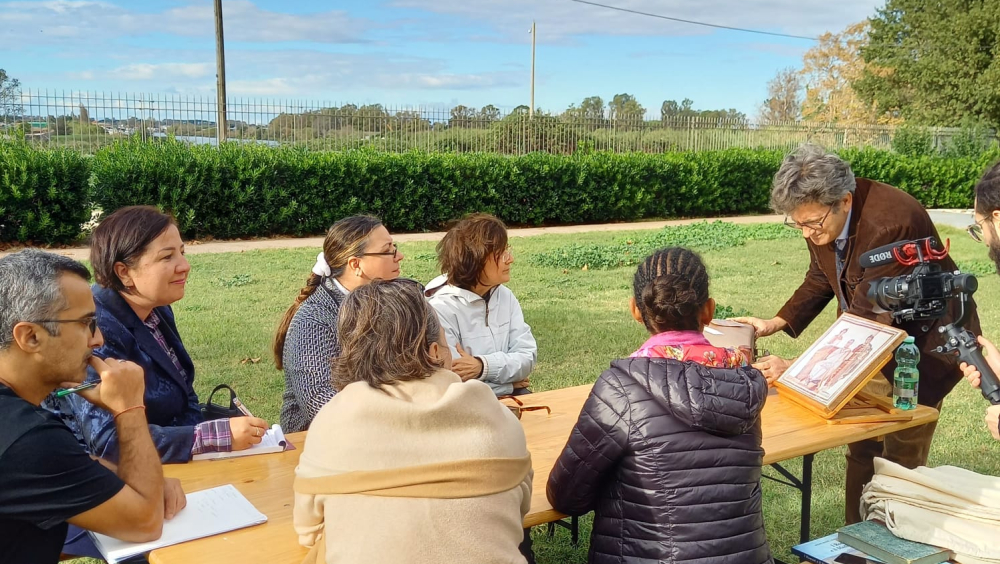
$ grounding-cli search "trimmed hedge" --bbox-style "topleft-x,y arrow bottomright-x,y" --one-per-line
89,143 -> 788,239
3,140 -> 999,243
0,141 -> 92,244
87,142 -> 769,237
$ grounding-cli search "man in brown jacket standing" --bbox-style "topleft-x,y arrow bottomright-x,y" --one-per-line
735,144 -> 979,524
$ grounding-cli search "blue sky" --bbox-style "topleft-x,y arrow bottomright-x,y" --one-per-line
1,0 -> 883,120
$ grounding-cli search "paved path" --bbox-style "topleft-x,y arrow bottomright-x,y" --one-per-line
2,210 -> 973,261
2,215 -> 785,261
928,209 -> 973,229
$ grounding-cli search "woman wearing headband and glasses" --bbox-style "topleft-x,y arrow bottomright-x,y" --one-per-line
274,215 -> 405,432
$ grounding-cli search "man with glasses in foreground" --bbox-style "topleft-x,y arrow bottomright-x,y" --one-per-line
0,249 -> 182,564
734,144 -> 978,524
961,161 -> 1000,440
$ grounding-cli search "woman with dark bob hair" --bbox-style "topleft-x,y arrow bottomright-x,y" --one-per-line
425,213 -> 536,397
46,206 -> 268,464
294,278 -> 532,564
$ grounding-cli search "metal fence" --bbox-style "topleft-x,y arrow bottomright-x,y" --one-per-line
0,88 -> 991,155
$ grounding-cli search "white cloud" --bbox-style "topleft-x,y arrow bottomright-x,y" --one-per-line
389,0 -> 881,42
374,73 -> 520,90
108,63 -> 214,80
0,0 -> 370,47
52,49 -> 523,101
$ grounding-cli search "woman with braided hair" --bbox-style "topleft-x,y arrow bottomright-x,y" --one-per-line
274,215 -> 405,432
547,247 -> 773,564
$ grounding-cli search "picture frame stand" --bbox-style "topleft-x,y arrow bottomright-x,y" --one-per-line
823,390 -> 913,425
777,367 -> 912,424
773,313 -> 910,423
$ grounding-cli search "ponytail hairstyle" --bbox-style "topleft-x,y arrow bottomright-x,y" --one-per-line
632,247 -> 710,334
272,215 -> 383,368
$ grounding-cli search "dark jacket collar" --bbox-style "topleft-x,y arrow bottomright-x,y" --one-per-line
830,178 -> 872,260
92,285 -> 193,389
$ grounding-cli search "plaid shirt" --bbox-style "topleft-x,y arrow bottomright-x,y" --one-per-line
144,310 -> 232,454
191,418 -> 233,454
143,311 -> 187,378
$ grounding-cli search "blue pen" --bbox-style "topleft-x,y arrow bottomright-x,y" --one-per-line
55,382 -> 98,398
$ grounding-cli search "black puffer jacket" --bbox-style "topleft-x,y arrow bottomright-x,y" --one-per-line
546,357 -> 773,564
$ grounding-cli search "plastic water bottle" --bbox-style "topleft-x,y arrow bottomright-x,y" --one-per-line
893,337 -> 920,410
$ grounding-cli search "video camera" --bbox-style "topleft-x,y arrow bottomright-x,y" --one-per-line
860,237 -> 1000,405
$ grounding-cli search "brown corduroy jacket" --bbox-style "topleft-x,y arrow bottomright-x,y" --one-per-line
775,178 -> 980,407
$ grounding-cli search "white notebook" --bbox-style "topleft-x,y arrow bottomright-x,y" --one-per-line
90,484 -> 267,564
192,423 -> 288,461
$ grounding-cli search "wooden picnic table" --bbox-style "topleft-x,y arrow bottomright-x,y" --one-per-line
149,385 -> 938,564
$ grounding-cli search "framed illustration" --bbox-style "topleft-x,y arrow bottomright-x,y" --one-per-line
775,313 -> 908,419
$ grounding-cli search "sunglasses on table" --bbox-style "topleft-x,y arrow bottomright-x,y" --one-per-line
498,395 -> 551,420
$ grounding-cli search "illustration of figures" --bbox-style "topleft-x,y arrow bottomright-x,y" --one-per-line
804,338 -> 855,392
798,328 -> 849,379
818,334 -> 875,392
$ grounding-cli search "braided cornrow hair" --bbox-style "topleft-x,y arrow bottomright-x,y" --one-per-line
632,247 -> 710,334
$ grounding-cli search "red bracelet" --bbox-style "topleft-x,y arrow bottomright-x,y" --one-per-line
113,405 -> 146,419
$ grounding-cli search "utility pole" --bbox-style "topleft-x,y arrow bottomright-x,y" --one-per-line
529,21 -> 536,118
214,0 -> 228,144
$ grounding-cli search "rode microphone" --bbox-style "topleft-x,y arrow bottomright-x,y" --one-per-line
858,237 -> 948,269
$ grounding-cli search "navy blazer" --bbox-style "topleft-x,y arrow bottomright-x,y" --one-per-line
50,284 -> 203,463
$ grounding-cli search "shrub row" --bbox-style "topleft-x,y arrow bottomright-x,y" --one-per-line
0,142 -> 92,244
2,140 -> 998,243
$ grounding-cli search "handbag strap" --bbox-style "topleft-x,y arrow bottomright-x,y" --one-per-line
205,384 -> 238,409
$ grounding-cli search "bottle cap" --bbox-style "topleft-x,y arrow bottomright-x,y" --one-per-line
903,336 -> 915,344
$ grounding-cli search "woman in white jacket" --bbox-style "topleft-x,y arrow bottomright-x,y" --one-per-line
425,213 -> 537,397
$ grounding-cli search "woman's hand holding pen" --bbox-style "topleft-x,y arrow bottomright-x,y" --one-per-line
230,416 -> 270,450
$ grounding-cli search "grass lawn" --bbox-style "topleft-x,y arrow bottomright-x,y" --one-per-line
76,223 -> 1000,563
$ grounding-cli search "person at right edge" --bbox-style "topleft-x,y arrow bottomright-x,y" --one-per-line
959,159 -> 1000,441
734,144 -> 980,525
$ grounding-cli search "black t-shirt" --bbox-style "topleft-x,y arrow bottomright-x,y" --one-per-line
0,384 -> 125,564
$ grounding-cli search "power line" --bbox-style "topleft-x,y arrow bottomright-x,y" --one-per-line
567,0 -> 820,41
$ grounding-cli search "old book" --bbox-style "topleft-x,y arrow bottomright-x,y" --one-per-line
837,521 -> 951,564
793,533 -> 884,564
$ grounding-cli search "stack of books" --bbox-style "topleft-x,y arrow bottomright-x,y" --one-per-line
793,521 -> 953,564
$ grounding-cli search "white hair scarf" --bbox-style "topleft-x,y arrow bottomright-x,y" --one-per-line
312,252 -> 332,277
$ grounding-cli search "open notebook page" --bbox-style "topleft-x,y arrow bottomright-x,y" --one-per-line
90,484 -> 267,564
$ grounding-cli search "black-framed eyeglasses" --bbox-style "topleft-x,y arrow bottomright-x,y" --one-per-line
784,205 -> 835,231
968,217 -> 989,243
29,317 -> 98,337
361,242 -> 399,259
